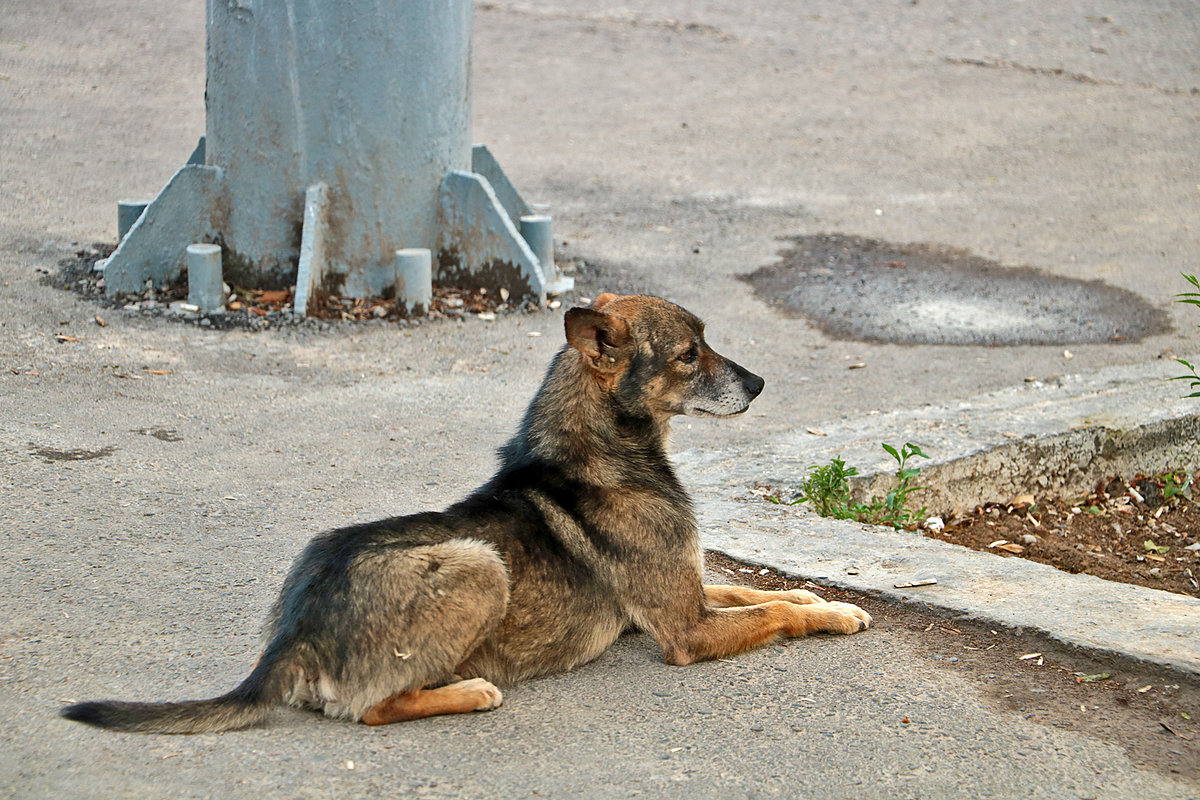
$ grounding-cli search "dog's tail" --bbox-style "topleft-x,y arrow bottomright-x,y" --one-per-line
60,652 -> 286,734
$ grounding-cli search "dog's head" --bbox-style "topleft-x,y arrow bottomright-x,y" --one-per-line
564,294 -> 764,422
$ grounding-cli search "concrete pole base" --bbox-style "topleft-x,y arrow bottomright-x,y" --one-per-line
103,143 -> 559,307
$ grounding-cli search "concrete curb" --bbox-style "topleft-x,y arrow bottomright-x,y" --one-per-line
698,497 -> 1200,678
682,358 -> 1200,678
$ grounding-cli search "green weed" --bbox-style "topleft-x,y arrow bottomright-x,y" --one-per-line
1172,273 -> 1200,398
1160,469 -> 1193,502
771,442 -> 930,529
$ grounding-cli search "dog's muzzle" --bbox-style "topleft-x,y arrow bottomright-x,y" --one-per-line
685,358 -> 765,418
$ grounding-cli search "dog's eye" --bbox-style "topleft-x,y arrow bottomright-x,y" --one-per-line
677,346 -> 698,364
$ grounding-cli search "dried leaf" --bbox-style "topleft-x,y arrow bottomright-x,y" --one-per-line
997,543 -> 1025,554
258,289 -> 292,304
988,539 -> 1009,549
1019,653 -> 1042,661
1008,494 -> 1036,507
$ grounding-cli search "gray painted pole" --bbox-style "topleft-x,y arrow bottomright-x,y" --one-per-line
205,0 -> 472,294
103,0 -> 555,307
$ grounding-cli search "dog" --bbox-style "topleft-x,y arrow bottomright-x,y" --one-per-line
61,293 -> 871,733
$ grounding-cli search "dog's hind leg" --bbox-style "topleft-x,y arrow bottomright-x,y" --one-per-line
703,584 -> 828,608
308,538 -> 509,724
362,678 -> 503,725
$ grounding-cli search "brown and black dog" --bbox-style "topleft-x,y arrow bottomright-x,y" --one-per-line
61,293 -> 870,733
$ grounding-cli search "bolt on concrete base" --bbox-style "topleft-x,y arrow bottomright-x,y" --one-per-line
520,214 -> 574,295
395,249 -> 432,315
117,200 -> 149,242
186,243 -> 224,313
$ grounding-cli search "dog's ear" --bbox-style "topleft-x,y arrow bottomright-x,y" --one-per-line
591,293 -> 618,310
565,307 -> 632,373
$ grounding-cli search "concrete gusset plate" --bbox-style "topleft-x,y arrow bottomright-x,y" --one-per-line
438,169 -> 548,306
470,144 -> 531,229
103,164 -> 225,296
292,183 -> 330,319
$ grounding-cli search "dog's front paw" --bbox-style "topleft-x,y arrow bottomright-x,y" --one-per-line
781,589 -> 828,605
802,601 -> 872,635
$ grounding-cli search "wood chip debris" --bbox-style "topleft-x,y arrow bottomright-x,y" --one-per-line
1159,721 -> 1193,740
893,578 -> 937,588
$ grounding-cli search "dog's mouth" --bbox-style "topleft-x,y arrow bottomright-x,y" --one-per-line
683,403 -> 752,419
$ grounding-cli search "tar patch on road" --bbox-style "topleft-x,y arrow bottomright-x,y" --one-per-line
28,443 -> 116,463
742,234 -> 1170,346
132,428 -> 184,442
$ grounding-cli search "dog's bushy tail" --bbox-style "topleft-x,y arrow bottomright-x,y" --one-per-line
60,657 -> 282,734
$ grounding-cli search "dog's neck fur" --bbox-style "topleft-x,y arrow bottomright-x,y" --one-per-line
500,346 -> 675,488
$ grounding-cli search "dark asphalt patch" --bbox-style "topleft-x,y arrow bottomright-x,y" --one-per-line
742,234 -> 1170,346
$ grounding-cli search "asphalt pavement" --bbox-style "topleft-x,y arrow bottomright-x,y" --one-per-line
2,1 -> 1199,798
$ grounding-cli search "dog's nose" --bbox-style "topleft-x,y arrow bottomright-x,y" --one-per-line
742,370 -> 765,399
